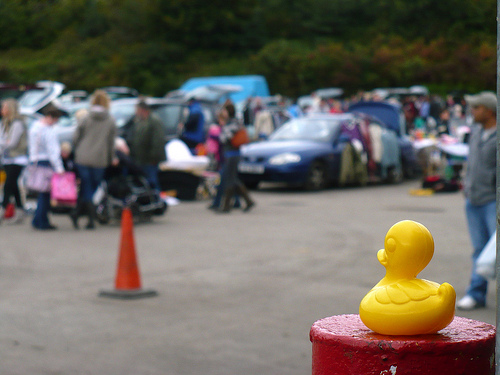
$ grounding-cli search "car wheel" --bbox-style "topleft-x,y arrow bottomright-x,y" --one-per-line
402,159 -> 418,179
244,181 -> 260,190
387,165 -> 403,184
304,161 -> 327,191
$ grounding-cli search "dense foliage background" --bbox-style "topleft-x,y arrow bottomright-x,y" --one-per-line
0,0 -> 496,97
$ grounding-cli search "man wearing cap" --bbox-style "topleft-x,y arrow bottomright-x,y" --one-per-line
457,91 -> 497,310
127,99 -> 166,192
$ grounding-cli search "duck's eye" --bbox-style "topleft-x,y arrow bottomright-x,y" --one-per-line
386,238 -> 396,253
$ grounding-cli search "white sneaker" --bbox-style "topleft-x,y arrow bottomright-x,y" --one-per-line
456,295 -> 483,311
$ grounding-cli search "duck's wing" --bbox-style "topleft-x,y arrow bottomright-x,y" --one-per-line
375,279 -> 438,305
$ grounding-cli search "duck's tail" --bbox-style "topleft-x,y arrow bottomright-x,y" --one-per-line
438,282 -> 456,301
438,282 -> 456,319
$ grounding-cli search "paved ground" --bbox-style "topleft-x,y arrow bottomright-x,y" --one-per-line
1,180 -> 496,375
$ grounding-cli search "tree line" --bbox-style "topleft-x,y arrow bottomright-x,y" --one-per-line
0,0 -> 496,98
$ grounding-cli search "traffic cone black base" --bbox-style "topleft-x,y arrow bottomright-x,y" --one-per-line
99,288 -> 158,300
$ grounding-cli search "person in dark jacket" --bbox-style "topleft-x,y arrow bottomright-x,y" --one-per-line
178,98 -> 205,150
218,103 -> 255,213
436,108 -> 451,136
126,99 -> 166,192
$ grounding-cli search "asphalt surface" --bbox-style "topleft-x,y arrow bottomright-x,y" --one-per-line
1,180 -> 496,375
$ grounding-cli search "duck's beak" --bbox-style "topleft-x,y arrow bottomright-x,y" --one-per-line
377,249 -> 388,266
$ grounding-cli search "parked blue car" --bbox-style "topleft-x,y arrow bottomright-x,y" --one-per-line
238,107 -> 417,190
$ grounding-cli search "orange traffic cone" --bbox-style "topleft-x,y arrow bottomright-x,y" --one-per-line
99,207 -> 157,299
4,203 -> 14,218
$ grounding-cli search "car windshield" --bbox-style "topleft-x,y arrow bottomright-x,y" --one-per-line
22,114 -> 74,130
153,104 -> 184,135
110,102 -> 137,128
269,118 -> 343,142
55,116 -> 74,128
110,100 -> 215,136
18,88 -> 51,108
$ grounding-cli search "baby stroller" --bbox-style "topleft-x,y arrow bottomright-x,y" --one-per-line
95,151 -> 167,224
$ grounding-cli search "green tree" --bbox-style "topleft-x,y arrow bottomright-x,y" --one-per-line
0,0 -> 496,95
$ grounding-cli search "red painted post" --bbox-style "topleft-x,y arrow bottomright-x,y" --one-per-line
310,314 -> 495,375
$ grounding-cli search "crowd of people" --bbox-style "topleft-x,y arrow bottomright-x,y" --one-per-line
238,90 -> 472,143
0,87 -> 483,226
0,89 -> 259,230
0,91 -> 119,230
0,91 -> 163,230
0,87 -> 497,312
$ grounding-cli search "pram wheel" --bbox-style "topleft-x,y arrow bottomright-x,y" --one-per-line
154,201 -> 168,215
130,202 -> 140,218
100,170 -> 168,223
96,200 -> 110,224
128,202 -> 150,223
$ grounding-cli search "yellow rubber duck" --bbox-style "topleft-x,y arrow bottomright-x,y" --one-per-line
359,220 -> 456,335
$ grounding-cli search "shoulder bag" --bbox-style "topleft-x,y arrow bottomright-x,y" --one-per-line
26,163 -> 54,193
231,127 -> 249,148
25,125 -> 54,193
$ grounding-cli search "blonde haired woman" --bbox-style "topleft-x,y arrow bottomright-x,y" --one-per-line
71,90 -> 116,229
0,98 -> 28,223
